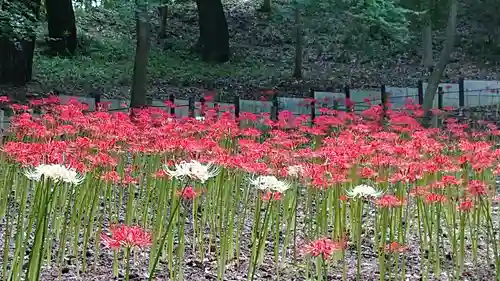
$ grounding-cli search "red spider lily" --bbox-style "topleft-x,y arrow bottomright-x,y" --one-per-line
384,241 -> 408,253
376,194 -> 405,208
467,180 -> 489,196
302,237 -> 343,260
458,199 -> 474,212
204,91 -> 215,101
177,186 -> 201,200
261,191 -> 283,201
344,98 -> 354,109
153,169 -> 169,178
358,167 -> 377,179
101,225 -> 152,250
424,193 -> 447,204
0,96 -> 9,103
163,100 -> 176,108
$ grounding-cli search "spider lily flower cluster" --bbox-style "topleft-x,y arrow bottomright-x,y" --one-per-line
249,175 -> 291,193
346,184 -> 383,199
24,163 -> 85,185
163,160 -> 220,183
1,97 -> 500,281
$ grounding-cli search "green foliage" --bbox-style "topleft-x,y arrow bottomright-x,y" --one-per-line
344,0 -> 418,44
0,1 -> 38,40
35,1 -> 266,92
30,0 -> 498,96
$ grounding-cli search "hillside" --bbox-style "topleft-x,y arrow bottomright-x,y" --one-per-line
3,0 -> 500,102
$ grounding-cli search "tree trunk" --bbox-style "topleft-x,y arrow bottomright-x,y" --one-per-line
0,39 -> 36,87
45,0 -> 77,55
0,0 -> 40,92
196,0 -> 230,63
130,2 -> 150,108
422,19 -> 433,70
292,7 -> 303,79
158,4 -> 168,42
260,0 -> 271,12
422,0 -> 457,127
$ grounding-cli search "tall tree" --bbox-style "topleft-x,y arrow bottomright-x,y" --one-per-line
0,0 -> 40,91
45,0 -> 77,55
157,0 -> 168,45
422,0 -> 457,126
292,6 -> 303,79
195,0 -> 230,63
130,0 -> 150,109
421,2 -> 433,71
259,0 -> 271,12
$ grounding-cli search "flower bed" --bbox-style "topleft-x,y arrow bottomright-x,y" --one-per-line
0,95 -> 499,281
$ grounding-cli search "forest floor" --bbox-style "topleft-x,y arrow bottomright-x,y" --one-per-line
2,0 -> 500,103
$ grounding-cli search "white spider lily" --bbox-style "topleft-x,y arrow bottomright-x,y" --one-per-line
249,175 -> 291,193
346,184 -> 383,199
163,160 -> 220,183
24,164 -> 85,185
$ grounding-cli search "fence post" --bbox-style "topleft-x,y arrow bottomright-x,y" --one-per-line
214,102 -> 220,117
169,94 -> 175,115
458,77 -> 465,107
0,109 -> 4,140
333,99 -> 339,110
271,92 -> 279,121
438,87 -> 444,110
188,96 -> 195,118
344,85 -> 351,112
310,88 -> 316,123
94,93 -> 101,111
381,84 -> 388,109
437,86 -> 444,127
200,97 -> 206,117
417,80 -> 424,105
381,84 -> 388,123
234,95 -> 240,119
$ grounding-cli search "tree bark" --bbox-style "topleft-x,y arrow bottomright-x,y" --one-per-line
130,2 -> 150,109
292,7 -> 303,79
422,0 -> 457,127
45,0 -> 77,55
422,19 -> 433,70
260,0 -> 271,12
158,4 -> 168,42
0,0 -> 40,91
0,39 -> 36,89
196,0 -> 230,63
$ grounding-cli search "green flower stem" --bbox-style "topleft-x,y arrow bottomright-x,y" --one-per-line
82,181 -> 101,272
249,197 -> 273,281
125,247 -> 131,281
457,210 -> 466,278
147,184 -> 187,281
479,197 -> 500,277
2,191 -> 11,281
58,185 -> 75,278
378,207 -> 388,281
235,183 -> 252,262
353,199 -> 364,281
177,208 -> 186,281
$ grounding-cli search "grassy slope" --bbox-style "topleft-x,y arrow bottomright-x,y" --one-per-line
21,0 -> 500,101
